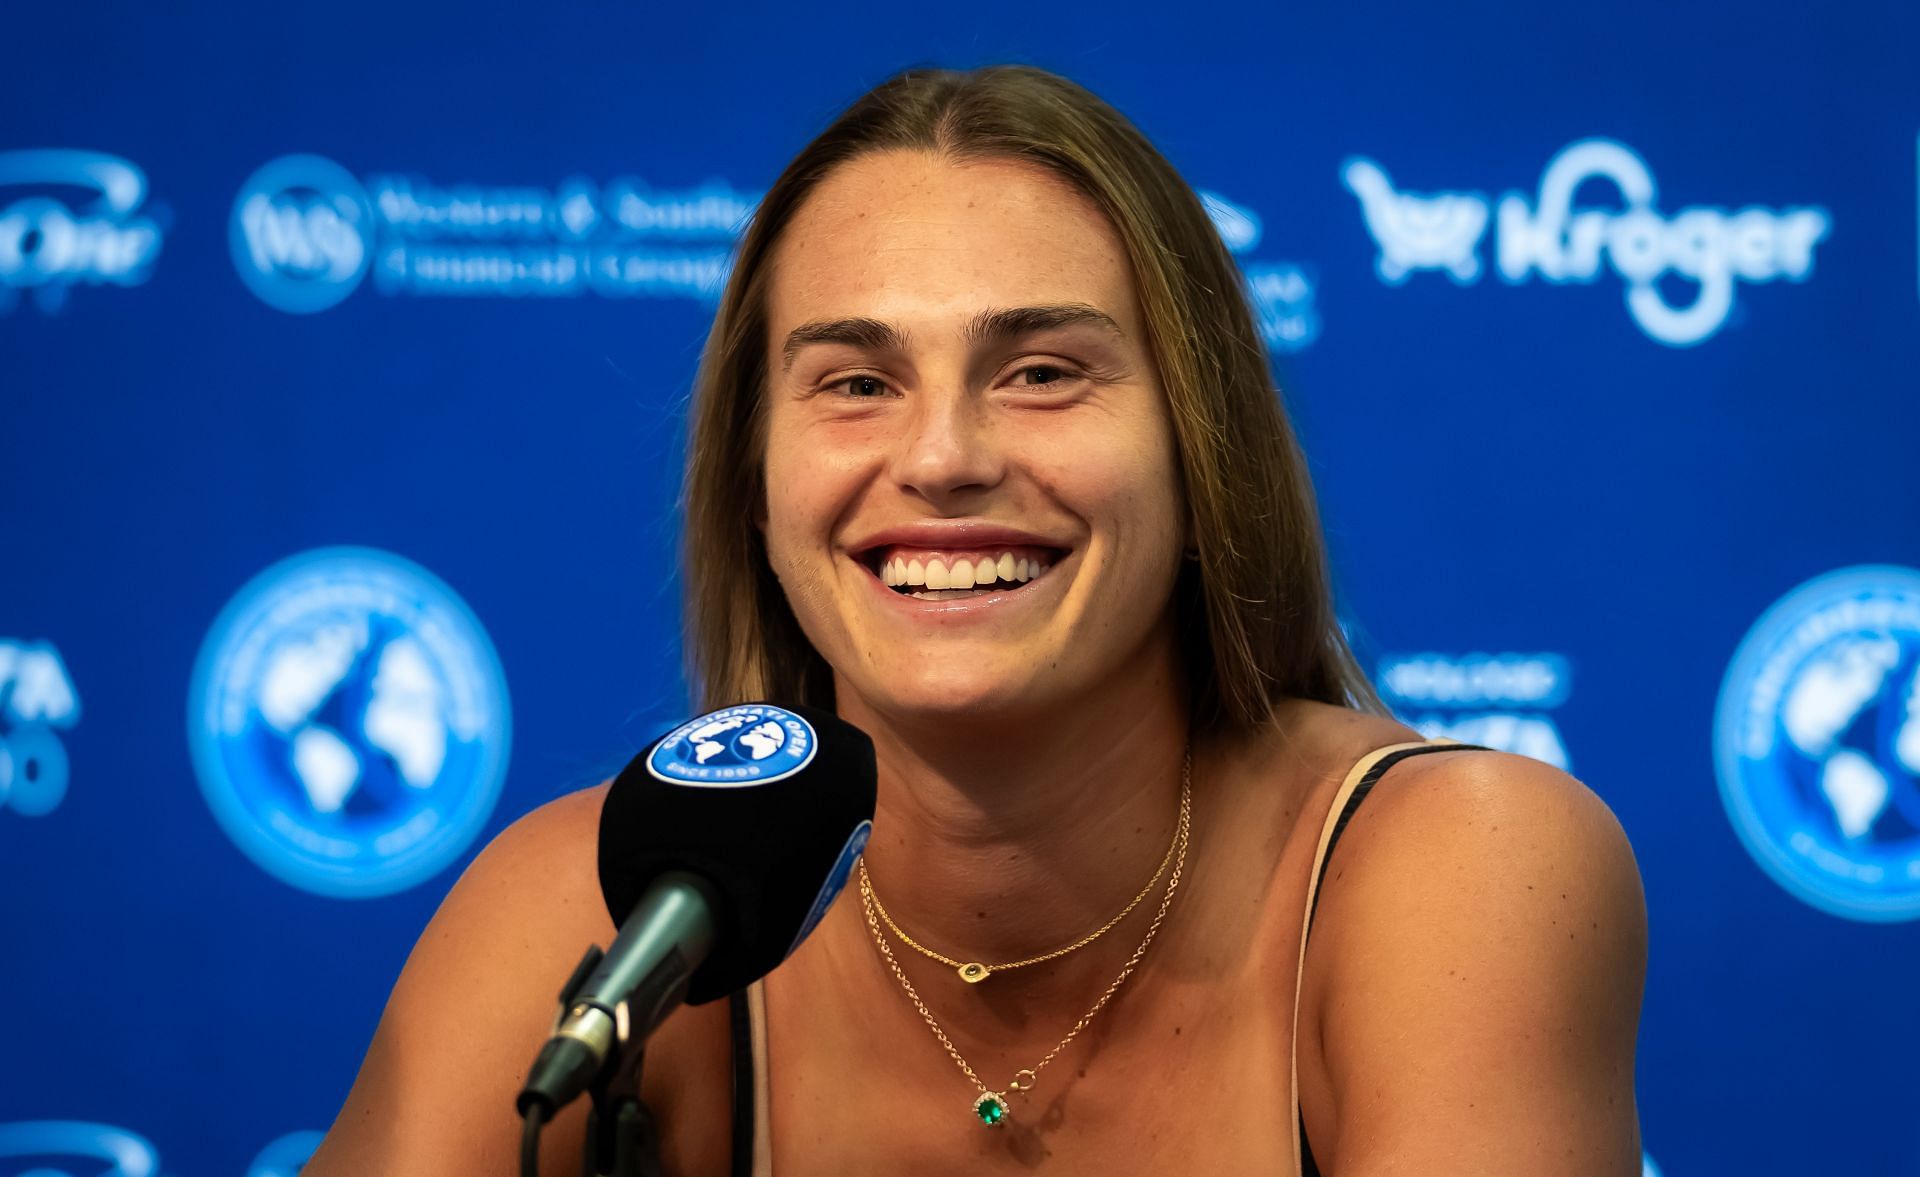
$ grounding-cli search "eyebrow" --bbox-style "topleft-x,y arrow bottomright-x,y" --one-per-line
779,303 -> 1125,373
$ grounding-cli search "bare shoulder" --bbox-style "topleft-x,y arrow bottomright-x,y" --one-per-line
1298,748 -> 1649,1175
305,782 -> 619,1176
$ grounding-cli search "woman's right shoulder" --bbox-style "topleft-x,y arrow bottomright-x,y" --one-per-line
302,780 -> 680,1176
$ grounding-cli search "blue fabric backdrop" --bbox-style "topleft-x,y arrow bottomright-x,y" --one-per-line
4,2 -> 1918,1173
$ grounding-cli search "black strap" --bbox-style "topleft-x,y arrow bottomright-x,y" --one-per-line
729,986 -> 754,1177
1298,742 -> 1489,1175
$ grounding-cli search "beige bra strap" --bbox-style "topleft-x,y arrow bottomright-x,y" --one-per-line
745,978 -> 774,1177
1288,739 -> 1461,1177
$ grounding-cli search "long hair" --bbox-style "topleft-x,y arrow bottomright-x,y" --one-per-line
683,64 -> 1388,730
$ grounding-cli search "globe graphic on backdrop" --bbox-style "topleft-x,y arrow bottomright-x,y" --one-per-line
1775,634 -> 1920,841
248,616 -> 449,820
1716,566 -> 1920,921
190,548 -> 510,897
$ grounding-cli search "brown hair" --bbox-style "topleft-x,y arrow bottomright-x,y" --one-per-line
682,64 -> 1388,730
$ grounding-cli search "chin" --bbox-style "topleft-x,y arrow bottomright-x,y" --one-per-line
839,665 -> 1050,726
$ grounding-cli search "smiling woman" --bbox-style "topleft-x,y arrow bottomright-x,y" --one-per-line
306,64 -> 1647,1177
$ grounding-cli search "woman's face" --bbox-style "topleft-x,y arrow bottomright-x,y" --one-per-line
760,150 -> 1187,723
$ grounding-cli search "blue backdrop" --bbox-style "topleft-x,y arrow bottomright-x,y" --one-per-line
4,2 -> 1919,1174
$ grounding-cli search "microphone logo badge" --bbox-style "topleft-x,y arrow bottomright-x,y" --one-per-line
188,546 -> 511,898
1714,564 -> 1920,922
646,703 -> 817,787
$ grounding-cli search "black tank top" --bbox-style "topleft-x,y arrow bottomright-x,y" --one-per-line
722,740 -> 1487,1175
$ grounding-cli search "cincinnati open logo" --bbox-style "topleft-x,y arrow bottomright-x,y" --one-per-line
1343,138 -> 1831,346
1715,565 -> 1920,921
0,149 -> 166,315
646,704 -> 817,787
188,547 -> 511,898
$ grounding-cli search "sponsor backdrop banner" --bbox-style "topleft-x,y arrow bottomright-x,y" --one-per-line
3,2 -> 1917,1174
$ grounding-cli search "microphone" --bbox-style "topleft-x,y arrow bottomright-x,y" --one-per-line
515,702 -> 876,1120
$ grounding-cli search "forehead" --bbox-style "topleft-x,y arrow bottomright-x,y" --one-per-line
766,150 -> 1141,343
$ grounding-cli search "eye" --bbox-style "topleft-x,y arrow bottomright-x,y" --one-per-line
825,374 -> 894,399
1014,364 -> 1069,386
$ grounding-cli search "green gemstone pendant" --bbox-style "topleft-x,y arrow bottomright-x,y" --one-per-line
958,962 -> 991,983
972,1091 -> 1010,1127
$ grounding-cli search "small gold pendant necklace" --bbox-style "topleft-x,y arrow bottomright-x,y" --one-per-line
857,746 -> 1192,1127
862,780 -> 1182,984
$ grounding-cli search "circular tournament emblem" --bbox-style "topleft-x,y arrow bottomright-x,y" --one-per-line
646,704 -> 816,787
188,547 -> 511,898
229,154 -> 375,314
1714,565 -> 1920,921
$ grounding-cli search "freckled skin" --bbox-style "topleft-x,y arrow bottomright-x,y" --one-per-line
759,150 -> 1188,725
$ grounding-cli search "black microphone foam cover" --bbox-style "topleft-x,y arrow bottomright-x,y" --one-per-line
598,702 -> 877,1004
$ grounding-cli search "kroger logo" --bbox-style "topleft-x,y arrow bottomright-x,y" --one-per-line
1200,189 -> 1319,353
1378,651 -> 1573,769
0,149 -> 165,315
0,1120 -> 163,1176
188,547 -> 510,897
230,153 -> 757,314
1343,139 -> 1830,346
0,639 -> 80,818
647,704 -> 817,787
1715,565 -> 1920,921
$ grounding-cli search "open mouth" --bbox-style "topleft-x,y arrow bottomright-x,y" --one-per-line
858,544 -> 1066,601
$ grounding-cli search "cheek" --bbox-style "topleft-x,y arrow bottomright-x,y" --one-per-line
1024,419 -> 1186,550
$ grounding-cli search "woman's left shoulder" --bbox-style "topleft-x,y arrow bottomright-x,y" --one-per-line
1296,740 -> 1650,1173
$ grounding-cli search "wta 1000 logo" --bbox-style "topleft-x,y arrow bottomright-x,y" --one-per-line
0,638 -> 81,818
1199,189 -> 1319,354
1342,138 -> 1831,346
0,149 -> 166,315
1715,565 -> 1920,921
188,547 -> 511,897
229,153 -> 758,314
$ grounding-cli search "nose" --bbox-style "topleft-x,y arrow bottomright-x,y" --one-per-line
888,385 -> 1005,506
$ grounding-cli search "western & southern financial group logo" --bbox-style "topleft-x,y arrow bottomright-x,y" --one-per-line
1714,565 -> 1920,921
1342,138 -> 1830,347
0,149 -> 166,315
188,547 -> 511,897
229,153 -> 758,314
1200,189 -> 1319,353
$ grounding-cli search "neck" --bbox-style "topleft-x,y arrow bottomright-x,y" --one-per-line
833,639 -> 1192,982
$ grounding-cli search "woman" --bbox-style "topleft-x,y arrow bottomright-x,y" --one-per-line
307,65 -> 1647,1176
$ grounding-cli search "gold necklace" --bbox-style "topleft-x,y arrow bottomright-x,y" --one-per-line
860,790 -> 1180,985
857,747 -> 1191,1128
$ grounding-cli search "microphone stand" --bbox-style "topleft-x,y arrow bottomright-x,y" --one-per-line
547,945 -> 667,1177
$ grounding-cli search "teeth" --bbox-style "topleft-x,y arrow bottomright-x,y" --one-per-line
877,549 -> 1058,592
